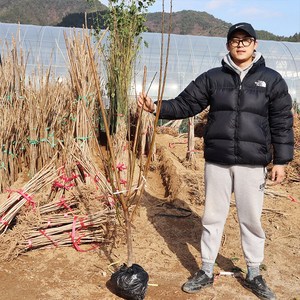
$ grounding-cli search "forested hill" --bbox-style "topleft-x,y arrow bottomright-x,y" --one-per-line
145,10 -> 300,42
58,9 -> 299,42
0,0 -> 106,26
0,0 -> 298,42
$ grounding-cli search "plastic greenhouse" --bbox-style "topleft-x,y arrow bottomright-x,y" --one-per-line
0,22 -> 300,103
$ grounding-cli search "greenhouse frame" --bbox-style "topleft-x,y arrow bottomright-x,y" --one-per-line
0,22 -> 299,103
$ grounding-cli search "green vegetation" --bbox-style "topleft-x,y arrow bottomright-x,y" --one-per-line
97,0 -> 154,133
88,0 -> 156,266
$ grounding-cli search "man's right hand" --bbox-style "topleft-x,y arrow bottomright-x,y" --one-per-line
137,92 -> 156,113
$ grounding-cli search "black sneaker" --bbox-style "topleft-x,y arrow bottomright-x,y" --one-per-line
244,275 -> 276,300
182,270 -> 214,294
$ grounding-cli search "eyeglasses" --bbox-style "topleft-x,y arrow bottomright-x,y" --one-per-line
229,37 -> 255,47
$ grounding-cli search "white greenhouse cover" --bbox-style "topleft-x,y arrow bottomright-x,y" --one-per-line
0,22 -> 299,103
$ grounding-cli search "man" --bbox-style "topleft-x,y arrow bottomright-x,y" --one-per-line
138,22 -> 294,299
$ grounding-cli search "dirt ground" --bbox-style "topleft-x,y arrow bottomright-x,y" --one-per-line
0,133 -> 299,300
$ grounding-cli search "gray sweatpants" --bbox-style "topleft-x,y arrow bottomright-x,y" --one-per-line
201,162 -> 266,267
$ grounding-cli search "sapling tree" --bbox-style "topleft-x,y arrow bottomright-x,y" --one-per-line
87,0 -> 156,266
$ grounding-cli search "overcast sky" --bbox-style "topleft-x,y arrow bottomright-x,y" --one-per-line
99,0 -> 300,37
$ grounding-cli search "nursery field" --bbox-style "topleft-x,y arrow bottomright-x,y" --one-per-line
0,132 -> 299,300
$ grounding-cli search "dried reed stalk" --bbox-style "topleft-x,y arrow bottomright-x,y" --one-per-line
0,39 -> 28,190
0,26 -> 122,262
0,160 -> 61,233
64,28 -> 103,153
38,196 -> 80,215
0,26 -> 107,193
5,209 -> 115,257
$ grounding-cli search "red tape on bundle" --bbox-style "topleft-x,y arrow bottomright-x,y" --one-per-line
78,217 -> 87,229
52,180 -> 75,191
69,216 -> 98,252
120,179 -> 127,185
60,173 -> 79,183
27,239 -> 33,249
7,189 -> 36,210
116,163 -> 127,172
0,214 -> 8,226
57,197 -> 73,213
39,229 -> 59,247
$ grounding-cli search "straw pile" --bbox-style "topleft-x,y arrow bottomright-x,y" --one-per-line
0,29 -> 118,260
0,146 -> 116,260
286,113 -> 300,182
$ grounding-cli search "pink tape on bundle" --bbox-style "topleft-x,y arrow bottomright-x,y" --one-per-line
0,215 -> 8,226
7,189 -> 36,210
120,179 -> 127,185
69,216 -> 98,252
78,217 -> 87,229
39,229 -> 58,247
60,173 -> 79,183
52,180 -> 75,191
57,197 -> 73,213
116,163 -> 127,172
27,239 -> 33,249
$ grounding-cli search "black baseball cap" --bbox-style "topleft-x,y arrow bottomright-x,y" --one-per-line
227,22 -> 257,41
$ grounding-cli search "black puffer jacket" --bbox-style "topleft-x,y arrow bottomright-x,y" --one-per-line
157,56 -> 294,166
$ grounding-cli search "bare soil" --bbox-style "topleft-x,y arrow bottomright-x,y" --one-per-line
0,133 -> 299,300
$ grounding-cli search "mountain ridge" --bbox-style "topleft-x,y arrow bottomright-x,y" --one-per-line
0,1 -> 298,42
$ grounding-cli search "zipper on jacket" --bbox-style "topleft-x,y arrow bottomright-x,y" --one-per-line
234,83 -> 242,163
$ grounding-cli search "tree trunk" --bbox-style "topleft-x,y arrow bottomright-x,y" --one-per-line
186,117 -> 195,162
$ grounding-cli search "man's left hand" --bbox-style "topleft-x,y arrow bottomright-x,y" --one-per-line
270,165 -> 286,184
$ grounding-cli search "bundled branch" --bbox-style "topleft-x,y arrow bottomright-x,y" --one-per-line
64,28 -> 104,153
0,39 -> 29,190
0,27 -> 106,193
0,25 -> 121,261
39,196 -> 80,215
0,158 -> 117,259
0,160 -> 62,234
19,209 -> 115,252
285,114 -> 300,183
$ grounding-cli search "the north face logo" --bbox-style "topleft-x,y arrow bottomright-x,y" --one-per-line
255,80 -> 266,87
